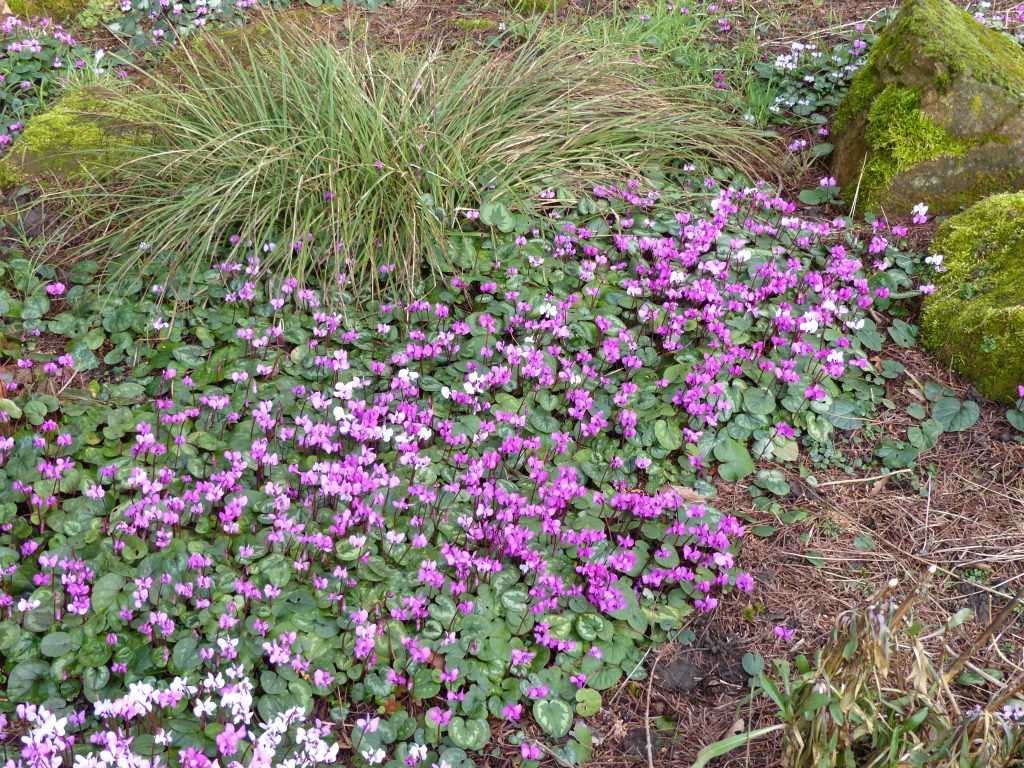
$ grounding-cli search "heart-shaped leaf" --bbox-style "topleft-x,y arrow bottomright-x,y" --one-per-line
713,437 -> 754,482
931,397 -> 979,432
448,716 -> 491,750
654,419 -> 682,451
533,699 -> 572,738
743,388 -> 775,416
575,688 -> 601,717
40,631 -> 75,658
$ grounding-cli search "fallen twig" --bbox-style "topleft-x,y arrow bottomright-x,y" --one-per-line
813,468 -> 913,487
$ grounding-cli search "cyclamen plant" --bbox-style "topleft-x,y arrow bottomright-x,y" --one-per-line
0,177 -> 932,767
757,28 -> 875,128
105,0 -> 272,50
1008,385 -> 1024,433
0,16 -> 88,134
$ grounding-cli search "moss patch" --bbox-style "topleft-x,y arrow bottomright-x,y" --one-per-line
453,18 -> 498,32
7,0 -> 88,20
921,192 -> 1024,403
0,85 -> 146,190
833,63 -> 881,137
859,85 -> 975,209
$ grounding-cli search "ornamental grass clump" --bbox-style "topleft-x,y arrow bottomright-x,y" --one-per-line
46,19 -> 770,295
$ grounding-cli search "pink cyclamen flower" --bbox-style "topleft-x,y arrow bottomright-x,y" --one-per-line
773,625 -> 796,642
216,724 -> 246,757
520,742 -> 543,760
45,282 -> 66,296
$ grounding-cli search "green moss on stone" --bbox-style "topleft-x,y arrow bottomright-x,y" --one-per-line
859,85 -> 974,210
870,0 -> 1024,94
7,0 -> 88,21
833,63 -> 881,137
0,85 -> 145,191
921,192 -> 1024,402
832,0 -> 1024,213
0,160 -> 24,189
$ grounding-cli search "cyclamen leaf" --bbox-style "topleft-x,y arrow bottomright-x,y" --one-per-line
40,631 -> 76,657
887,319 -> 917,348
534,699 -> 573,738
743,388 -> 775,416
931,397 -> 979,432
448,717 -> 491,750
575,688 -> 602,717
713,437 -> 754,482
479,201 -> 515,233
798,187 -> 829,205
90,577 -> 124,614
0,399 -> 22,419
1008,409 -> 1024,432
654,419 -> 682,451
6,661 -> 49,700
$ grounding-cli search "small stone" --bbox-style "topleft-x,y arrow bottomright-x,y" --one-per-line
660,657 -> 702,694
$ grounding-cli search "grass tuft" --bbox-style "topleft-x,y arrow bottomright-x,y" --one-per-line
42,17 -> 771,297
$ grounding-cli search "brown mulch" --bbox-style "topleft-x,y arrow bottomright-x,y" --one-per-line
589,344 -> 1024,767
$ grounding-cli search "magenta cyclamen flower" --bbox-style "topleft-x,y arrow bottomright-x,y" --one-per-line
216,723 -> 246,756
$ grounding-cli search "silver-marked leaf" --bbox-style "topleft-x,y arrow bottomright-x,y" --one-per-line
448,716 -> 491,750
533,699 -> 573,738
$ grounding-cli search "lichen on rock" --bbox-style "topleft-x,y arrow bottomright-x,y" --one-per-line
832,0 -> 1024,216
0,84 -> 146,191
921,192 -> 1024,403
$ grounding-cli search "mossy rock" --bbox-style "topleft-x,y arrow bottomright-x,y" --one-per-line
0,85 -> 147,191
833,0 -> 1024,216
7,0 -> 88,21
921,192 -> 1024,403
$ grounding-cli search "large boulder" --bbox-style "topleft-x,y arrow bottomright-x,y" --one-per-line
833,0 -> 1024,216
0,85 -> 146,190
921,192 -> 1024,403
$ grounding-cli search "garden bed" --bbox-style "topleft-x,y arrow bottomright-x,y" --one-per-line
1,0 -> 1023,767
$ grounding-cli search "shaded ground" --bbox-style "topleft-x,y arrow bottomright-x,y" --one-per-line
585,345 -> 1024,767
